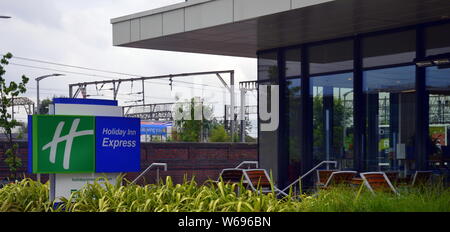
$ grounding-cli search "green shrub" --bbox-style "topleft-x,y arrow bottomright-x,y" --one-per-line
297,185 -> 450,212
209,125 -> 230,142
0,177 -> 449,212
0,178 -> 52,212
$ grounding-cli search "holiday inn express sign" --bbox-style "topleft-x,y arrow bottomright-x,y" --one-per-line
29,115 -> 140,173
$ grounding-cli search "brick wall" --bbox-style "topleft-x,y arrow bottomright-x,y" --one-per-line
0,141 -> 35,181
0,141 -> 257,184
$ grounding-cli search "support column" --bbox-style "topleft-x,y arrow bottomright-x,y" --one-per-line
353,36 -> 364,172
323,86 -> 334,165
390,93 -> 400,170
240,88 -> 246,142
277,49 -> 288,189
415,26 -> 428,170
230,72 -> 235,142
69,85 -> 73,98
367,93 -> 379,171
142,79 -> 145,105
300,46 -> 313,189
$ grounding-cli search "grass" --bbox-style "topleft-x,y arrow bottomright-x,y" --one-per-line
0,176 -> 449,212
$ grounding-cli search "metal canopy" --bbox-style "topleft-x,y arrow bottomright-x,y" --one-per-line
111,0 -> 450,58
69,70 -> 238,141
10,97 -> 35,115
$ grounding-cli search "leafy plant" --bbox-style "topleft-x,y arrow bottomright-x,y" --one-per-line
209,125 -> 230,142
173,97 -> 213,142
38,98 -> 52,114
0,178 -> 52,212
0,53 -> 29,179
0,177 -> 449,212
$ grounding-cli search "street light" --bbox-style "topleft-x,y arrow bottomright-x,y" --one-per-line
35,74 -> 65,114
35,73 -> 64,183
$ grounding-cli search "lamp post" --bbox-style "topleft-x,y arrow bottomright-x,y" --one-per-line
35,74 -> 64,114
35,74 -> 64,183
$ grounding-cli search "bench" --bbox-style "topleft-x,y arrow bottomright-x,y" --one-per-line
385,171 -> 400,184
316,169 -> 339,188
411,171 -> 433,187
217,168 -> 246,184
323,171 -> 358,188
242,169 -> 288,197
360,172 -> 399,195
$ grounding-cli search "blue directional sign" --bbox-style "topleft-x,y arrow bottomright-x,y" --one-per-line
95,116 -> 141,172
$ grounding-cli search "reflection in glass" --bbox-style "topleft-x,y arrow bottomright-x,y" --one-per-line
258,51 -> 279,182
285,48 -> 301,77
426,23 -> 450,56
426,66 -> 450,170
309,40 -> 353,74
258,52 -> 278,81
311,73 -> 354,169
363,66 -> 416,174
363,30 -> 416,68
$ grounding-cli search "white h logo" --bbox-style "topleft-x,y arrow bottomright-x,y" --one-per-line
42,118 -> 94,170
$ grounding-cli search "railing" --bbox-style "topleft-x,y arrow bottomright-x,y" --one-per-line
281,161 -> 338,193
235,161 -> 258,169
131,163 -> 168,184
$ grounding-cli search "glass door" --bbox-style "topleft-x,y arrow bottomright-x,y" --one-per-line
363,65 -> 416,174
311,72 -> 354,169
427,66 -> 450,171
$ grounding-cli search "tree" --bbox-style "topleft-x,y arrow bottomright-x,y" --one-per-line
38,98 -> 52,114
173,97 -> 213,142
209,125 -> 230,142
38,95 -> 66,114
0,53 -> 29,179
312,95 -> 353,161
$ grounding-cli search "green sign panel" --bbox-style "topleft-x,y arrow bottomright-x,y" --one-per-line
429,126 -> 445,135
32,115 -> 95,173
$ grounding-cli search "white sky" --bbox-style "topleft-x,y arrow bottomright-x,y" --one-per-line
0,0 -> 257,126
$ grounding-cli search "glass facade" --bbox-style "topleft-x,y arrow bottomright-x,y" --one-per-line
361,29 -> 417,174
286,78 -> 301,182
363,66 -> 416,173
427,67 -> 450,170
426,23 -> 450,56
285,48 -> 302,183
285,48 -> 302,77
311,72 -> 354,169
258,52 -> 278,81
310,40 -> 353,74
362,30 -> 416,68
426,23 -> 450,172
258,51 -> 280,182
309,40 -> 354,170
257,21 -> 450,187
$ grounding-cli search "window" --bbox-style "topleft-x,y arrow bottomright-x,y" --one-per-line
426,66 -> 450,170
426,23 -> 450,56
285,48 -> 301,77
283,48 -> 302,182
309,40 -> 353,74
258,50 -> 279,182
258,51 -> 278,82
363,30 -> 416,68
311,72 -> 354,169
363,66 -> 416,172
